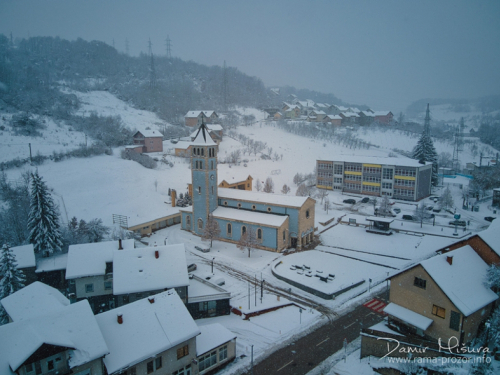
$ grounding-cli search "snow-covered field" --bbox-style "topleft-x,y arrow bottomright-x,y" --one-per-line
1,90 -> 498,375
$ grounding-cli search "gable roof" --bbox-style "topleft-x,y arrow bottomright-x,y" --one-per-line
420,245 -> 498,316
95,290 -> 200,374
477,218 -> 500,257
0,291 -> 108,374
185,110 -> 217,118
112,244 -> 189,295
66,239 -> 135,279
196,323 -> 236,356
10,244 -> 35,269
1,282 -> 69,322
212,207 -> 288,228
133,130 -> 162,138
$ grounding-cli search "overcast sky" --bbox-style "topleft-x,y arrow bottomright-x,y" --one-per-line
1,0 -> 499,112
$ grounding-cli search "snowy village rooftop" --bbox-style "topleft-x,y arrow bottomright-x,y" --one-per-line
318,155 -> 432,167
477,217 -> 500,257
213,206 -> 288,227
35,252 -> 68,273
383,303 -> 433,331
135,129 -> 162,138
185,110 -> 217,118
112,244 -> 189,295
65,239 -> 135,279
0,293 -> 108,374
420,245 -> 498,316
10,244 -> 35,268
218,187 -> 311,208
1,281 -> 69,322
95,289 -> 200,374
196,323 -> 236,357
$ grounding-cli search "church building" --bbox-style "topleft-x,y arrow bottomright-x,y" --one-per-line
180,123 -> 316,252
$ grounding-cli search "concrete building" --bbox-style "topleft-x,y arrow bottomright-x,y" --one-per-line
316,156 -> 432,202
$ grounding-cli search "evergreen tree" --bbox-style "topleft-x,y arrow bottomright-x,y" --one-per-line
27,171 -> 63,255
0,244 -> 26,324
412,104 -> 439,186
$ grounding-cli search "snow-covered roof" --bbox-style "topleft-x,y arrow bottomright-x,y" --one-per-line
421,245 -> 498,316
366,216 -> 394,224
191,123 -> 216,146
134,130 -> 162,138
185,110 -> 217,118
373,111 -> 392,116
383,303 -> 433,331
207,124 -> 223,131
0,297 -> 108,373
126,207 -> 180,228
340,111 -> 360,118
10,244 -> 35,268
320,155 -> 432,167
360,111 -> 375,117
112,244 -> 189,295
95,289 -> 200,374
477,218 -> 500,257
36,253 -> 68,273
188,276 -> 230,303
218,187 -> 312,208
196,323 -> 236,356
66,239 -> 135,279
212,206 -> 288,227
1,282 -> 69,321
324,115 -> 342,120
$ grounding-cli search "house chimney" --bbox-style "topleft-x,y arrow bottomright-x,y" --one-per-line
446,256 -> 453,265
148,297 -> 155,304
118,239 -> 123,250
117,314 -> 123,324
171,189 -> 177,208
155,250 -> 159,259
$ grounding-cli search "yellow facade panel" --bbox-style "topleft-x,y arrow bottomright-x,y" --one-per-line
344,171 -> 362,175
317,185 -> 333,190
363,164 -> 381,168
362,182 -> 381,187
395,175 -> 416,181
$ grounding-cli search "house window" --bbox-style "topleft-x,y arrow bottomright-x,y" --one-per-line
242,226 -> 246,235
172,365 -> 191,375
104,281 -> 112,290
306,210 -> 310,218
47,360 -> 54,371
227,223 -> 232,236
413,277 -> 426,289
128,367 -> 137,375
25,363 -> 33,373
198,219 -> 203,229
283,231 -> 286,241
257,229 -> 262,240
432,305 -> 446,319
219,345 -> 228,361
85,284 -> 94,293
198,350 -> 217,372
155,357 -> 162,370
201,148 -> 204,156
450,311 -> 461,331
177,345 -> 189,359
147,361 -> 154,374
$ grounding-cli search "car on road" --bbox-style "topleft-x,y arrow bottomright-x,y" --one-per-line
449,220 -> 466,227
195,246 -> 210,253
187,263 -> 197,272
485,216 -> 496,222
393,208 -> 401,214
343,199 -> 356,204
432,207 -> 441,213
402,215 -> 414,221
361,197 -> 370,203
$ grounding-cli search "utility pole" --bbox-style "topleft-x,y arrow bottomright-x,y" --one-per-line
148,38 -> 157,89
254,275 -> 257,307
165,35 -> 172,58
223,60 -> 228,112
28,143 -> 32,163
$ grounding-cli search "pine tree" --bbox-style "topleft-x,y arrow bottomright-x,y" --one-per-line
0,244 -> 26,324
412,104 -> 439,186
263,177 -> 274,193
27,171 -> 63,255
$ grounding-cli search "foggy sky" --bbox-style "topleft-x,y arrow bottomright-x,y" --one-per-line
1,0 -> 499,112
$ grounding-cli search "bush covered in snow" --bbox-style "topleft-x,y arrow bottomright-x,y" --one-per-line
121,150 -> 157,169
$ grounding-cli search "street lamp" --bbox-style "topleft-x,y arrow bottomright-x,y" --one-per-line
211,257 -> 215,273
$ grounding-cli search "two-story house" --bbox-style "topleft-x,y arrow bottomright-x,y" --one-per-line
0,282 -> 109,375
132,130 -> 163,153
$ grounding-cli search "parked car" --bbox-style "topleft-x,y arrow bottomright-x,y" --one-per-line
425,206 -> 434,211
195,246 -> 210,253
187,263 -> 197,272
449,220 -> 466,227
484,216 -> 496,222
432,207 -> 442,213
343,199 -> 356,204
361,197 -> 370,203
402,215 -> 414,221
393,208 -> 401,214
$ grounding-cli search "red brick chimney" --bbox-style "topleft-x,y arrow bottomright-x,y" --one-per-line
148,297 -> 155,304
117,314 -> 123,324
118,239 -> 123,250
446,256 -> 453,265
155,250 -> 159,259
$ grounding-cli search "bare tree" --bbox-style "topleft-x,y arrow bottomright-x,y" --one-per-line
316,189 -> 328,204
293,172 -> 303,186
263,177 -> 274,193
237,227 -> 258,257
440,186 -> 454,211
254,178 -> 262,192
201,214 -> 221,248
296,183 -> 309,196
281,184 -> 291,195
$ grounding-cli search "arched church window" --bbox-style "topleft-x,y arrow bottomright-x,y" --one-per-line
198,218 -> 203,230
241,226 -> 246,235
257,229 -> 262,240
227,223 -> 232,235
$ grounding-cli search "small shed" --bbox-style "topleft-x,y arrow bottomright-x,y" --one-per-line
366,216 -> 394,235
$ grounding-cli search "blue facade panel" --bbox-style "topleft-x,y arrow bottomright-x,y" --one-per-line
215,218 -> 277,249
